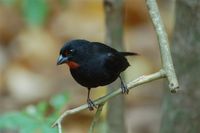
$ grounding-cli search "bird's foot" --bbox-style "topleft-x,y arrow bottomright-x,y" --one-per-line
87,98 -> 97,111
121,83 -> 129,94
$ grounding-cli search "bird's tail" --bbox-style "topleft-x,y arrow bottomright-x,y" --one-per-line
120,52 -> 138,56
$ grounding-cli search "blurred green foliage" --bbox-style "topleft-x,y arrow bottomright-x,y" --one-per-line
0,0 -> 49,26
0,0 -> 69,26
0,92 -> 69,133
21,0 -> 49,26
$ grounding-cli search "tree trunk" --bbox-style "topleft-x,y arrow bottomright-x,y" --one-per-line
104,0 -> 126,133
160,0 -> 200,133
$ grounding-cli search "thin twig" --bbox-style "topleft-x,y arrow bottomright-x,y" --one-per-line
52,69 -> 166,128
58,122 -> 62,133
52,103 -> 88,128
145,0 -> 179,92
89,103 -> 105,133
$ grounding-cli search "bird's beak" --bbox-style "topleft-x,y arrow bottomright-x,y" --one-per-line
57,55 -> 69,65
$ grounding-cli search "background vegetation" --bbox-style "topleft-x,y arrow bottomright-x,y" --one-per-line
0,0 -> 178,133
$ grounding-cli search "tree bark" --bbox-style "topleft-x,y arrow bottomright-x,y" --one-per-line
160,0 -> 200,133
104,0 -> 126,133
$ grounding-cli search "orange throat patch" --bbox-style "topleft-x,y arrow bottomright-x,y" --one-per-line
67,61 -> 80,69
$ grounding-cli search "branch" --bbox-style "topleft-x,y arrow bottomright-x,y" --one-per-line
104,0 -> 126,132
57,122 -> 62,133
145,0 -> 179,92
89,103 -> 105,133
52,69 -> 166,128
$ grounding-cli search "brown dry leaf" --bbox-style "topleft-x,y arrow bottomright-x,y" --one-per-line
5,64 -> 54,104
125,0 -> 149,26
11,28 -> 59,66
0,6 -> 23,44
50,0 -> 105,41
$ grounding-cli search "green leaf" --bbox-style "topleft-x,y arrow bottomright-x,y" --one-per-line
50,92 -> 69,111
25,105 -> 44,122
21,0 -> 49,26
20,123 -> 40,133
0,111 -> 56,133
36,101 -> 48,117
41,123 -> 57,133
0,92 -> 70,133
0,112 -> 37,130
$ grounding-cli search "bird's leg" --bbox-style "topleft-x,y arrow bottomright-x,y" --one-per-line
119,75 -> 129,94
87,88 -> 97,111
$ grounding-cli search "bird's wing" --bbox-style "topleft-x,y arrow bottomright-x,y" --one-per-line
90,42 -> 130,72
102,52 -> 129,72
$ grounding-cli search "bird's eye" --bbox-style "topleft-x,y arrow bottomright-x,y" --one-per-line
62,51 -> 68,57
69,49 -> 74,53
62,49 -> 74,57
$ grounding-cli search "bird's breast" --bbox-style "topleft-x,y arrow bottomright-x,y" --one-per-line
70,64 -> 119,88
67,61 -> 80,69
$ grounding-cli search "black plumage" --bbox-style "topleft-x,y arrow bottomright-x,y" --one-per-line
57,39 -> 137,110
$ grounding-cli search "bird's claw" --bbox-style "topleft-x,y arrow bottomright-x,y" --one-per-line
121,84 -> 129,94
87,98 -> 97,111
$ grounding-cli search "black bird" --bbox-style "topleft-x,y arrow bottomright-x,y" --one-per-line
57,39 -> 137,110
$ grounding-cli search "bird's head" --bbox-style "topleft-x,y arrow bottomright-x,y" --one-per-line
57,39 -> 90,69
